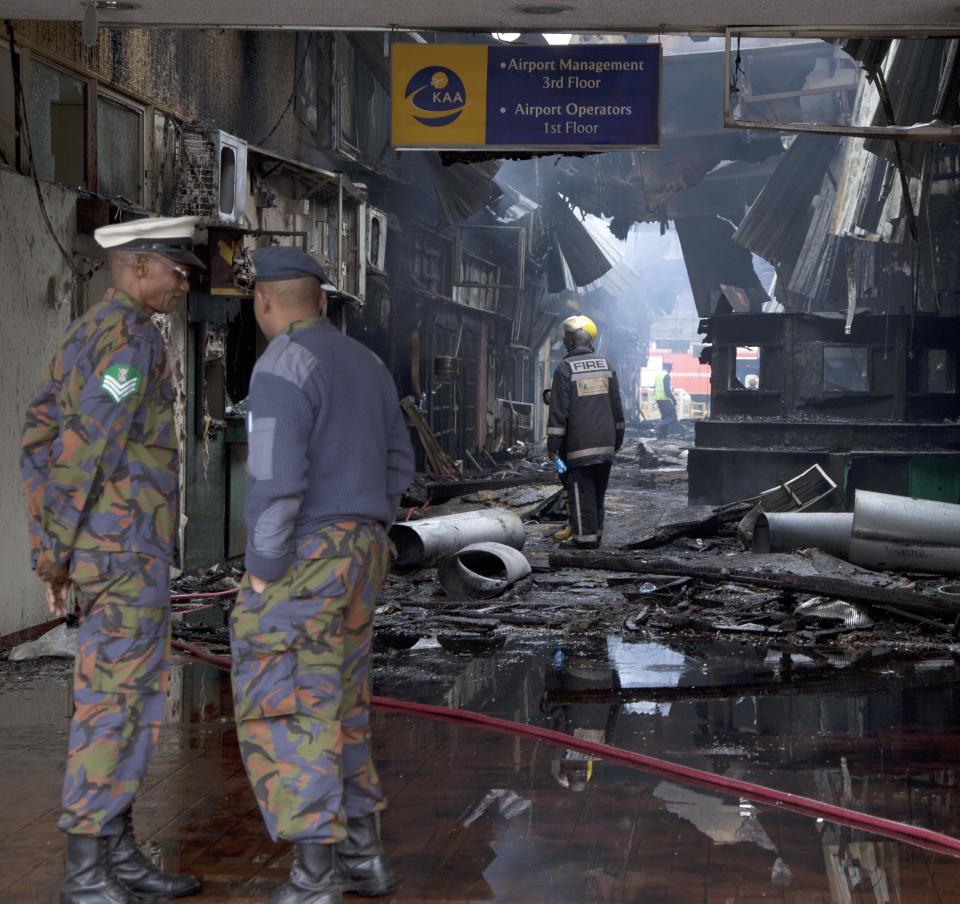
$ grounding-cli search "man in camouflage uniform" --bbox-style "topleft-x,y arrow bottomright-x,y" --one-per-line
233,245 -> 414,904
20,217 -> 204,904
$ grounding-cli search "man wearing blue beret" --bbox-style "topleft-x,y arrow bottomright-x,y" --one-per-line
230,245 -> 414,904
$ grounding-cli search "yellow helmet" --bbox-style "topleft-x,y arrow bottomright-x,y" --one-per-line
561,315 -> 598,342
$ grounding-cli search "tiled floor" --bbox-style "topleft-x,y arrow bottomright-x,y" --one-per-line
3,689 -> 960,903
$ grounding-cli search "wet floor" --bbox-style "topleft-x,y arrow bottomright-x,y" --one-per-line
2,637 -> 960,902
375,634 -> 960,835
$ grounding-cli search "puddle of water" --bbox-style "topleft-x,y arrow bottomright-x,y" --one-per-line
365,706 -> 960,903
2,643 -> 959,900
373,634 -> 960,837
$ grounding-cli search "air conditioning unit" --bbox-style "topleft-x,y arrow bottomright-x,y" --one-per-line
209,131 -> 248,224
366,207 -> 388,271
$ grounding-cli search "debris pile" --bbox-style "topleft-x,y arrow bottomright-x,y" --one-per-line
8,621 -> 78,662
17,439 -> 958,670
378,449 -> 960,659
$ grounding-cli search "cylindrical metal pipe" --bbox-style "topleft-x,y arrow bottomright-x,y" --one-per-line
753,512 -> 854,557
390,509 -> 526,575
848,538 -> 960,575
754,493 -> 960,575
845,491 -> 960,574
853,491 -> 960,547
437,542 -> 532,598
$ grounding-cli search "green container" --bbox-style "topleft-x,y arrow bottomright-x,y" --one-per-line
909,458 -> 960,504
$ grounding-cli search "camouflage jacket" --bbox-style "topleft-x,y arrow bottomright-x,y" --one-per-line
20,289 -> 180,570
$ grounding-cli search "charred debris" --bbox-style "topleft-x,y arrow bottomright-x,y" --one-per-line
168,430 -> 960,685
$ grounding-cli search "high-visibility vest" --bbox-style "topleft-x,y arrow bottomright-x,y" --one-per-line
654,372 -> 672,402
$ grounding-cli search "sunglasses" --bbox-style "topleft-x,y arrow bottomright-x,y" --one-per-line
153,256 -> 191,280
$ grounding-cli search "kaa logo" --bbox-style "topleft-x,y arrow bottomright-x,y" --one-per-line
404,67 -> 467,127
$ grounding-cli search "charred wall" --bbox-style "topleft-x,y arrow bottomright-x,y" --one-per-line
690,312 -> 960,505
12,22 -> 307,163
0,170 -> 76,637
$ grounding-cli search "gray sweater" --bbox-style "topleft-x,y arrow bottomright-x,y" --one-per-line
244,318 -> 414,581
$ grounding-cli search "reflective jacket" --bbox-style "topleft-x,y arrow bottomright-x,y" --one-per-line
546,347 -> 625,466
654,371 -> 675,402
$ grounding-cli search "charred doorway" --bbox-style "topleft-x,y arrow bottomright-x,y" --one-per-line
184,292 -> 263,570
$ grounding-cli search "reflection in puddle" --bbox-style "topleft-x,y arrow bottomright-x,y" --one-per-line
1,641 -> 959,901
461,788 -> 532,827
373,634 -> 960,838
654,782 -> 777,850
161,658 -> 232,724
821,838 -> 901,903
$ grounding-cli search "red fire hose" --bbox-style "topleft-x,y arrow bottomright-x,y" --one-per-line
171,636 -> 960,859
170,588 -> 240,601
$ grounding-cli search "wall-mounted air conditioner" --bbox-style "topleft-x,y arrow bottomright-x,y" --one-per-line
209,131 -> 248,224
366,207 -> 388,271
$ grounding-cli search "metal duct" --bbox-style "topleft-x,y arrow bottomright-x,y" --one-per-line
389,509 -> 526,575
437,542 -> 532,599
853,491 -> 960,547
847,537 -> 960,574
752,512 -> 854,557
847,491 -> 960,574
754,493 -> 960,575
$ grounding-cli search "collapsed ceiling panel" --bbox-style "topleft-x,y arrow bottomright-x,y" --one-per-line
546,193 -> 615,288
733,135 -> 839,276
414,155 -> 503,225
675,215 -> 769,316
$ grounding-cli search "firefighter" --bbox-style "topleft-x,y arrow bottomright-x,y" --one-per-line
546,316 -> 625,549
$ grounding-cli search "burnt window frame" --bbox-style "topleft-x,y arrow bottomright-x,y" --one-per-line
28,56 -> 89,191
822,344 -> 872,394
95,86 -> 146,205
2,44 -> 152,204
732,346 -> 761,391
0,37 -> 23,172
332,33 -> 391,165
914,347 -> 959,395
410,226 -> 452,297
723,30 -> 959,142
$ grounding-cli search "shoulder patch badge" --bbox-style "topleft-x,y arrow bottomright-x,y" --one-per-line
101,364 -> 142,403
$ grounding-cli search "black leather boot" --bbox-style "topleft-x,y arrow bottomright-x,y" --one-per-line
106,808 -> 201,901
267,843 -> 344,904
337,814 -> 396,897
60,834 -> 137,904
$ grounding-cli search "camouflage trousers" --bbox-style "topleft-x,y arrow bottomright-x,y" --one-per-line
230,521 -> 391,844
60,551 -> 171,836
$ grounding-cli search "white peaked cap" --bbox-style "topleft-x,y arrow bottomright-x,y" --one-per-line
95,216 -> 205,268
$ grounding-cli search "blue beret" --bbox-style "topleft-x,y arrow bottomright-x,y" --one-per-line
251,246 -> 337,289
